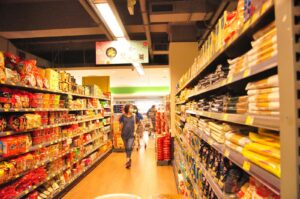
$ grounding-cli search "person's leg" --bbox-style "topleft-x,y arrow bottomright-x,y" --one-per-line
126,137 -> 134,159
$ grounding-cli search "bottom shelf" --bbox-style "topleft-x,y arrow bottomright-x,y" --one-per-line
14,144 -> 112,199
50,148 -> 112,199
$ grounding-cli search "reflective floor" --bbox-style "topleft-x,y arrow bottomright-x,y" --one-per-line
63,134 -> 177,199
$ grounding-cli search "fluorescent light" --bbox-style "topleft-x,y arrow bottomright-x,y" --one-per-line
132,62 -> 145,75
117,37 -> 127,41
95,3 -> 124,38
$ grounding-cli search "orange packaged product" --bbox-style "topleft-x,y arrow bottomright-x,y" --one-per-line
0,137 -> 18,157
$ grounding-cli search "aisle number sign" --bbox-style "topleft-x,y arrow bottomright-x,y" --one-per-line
96,41 -> 149,64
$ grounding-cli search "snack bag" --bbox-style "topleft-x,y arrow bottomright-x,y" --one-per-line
0,51 -> 4,69
4,52 -> 20,69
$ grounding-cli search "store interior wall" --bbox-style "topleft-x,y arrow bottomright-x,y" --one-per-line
0,37 -> 51,67
63,67 -> 170,97
169,42 -> 198,135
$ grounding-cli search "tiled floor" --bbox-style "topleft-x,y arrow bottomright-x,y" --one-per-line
63,137 -> 177,199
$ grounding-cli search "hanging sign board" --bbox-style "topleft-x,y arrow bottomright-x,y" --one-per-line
96,40 -> 149,64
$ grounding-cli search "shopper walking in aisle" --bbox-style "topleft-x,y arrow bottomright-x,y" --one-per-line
147,105 -> 157,136
133,105 -> 146,149
120,104 -> 135,169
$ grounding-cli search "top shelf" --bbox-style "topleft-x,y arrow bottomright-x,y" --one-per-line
0,82 -> 110,101
176,1 -> 274,96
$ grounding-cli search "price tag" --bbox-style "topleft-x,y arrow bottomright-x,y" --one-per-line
227,76 -> 233,83
11,82 -> 16,86
221,79 -> 227,86
243,20 -> 251,32
245,116 -> 254,125
222,114 -> 228,121
25,190 -> 29,194
14,108 -> 19,112
39,145 -> 43,148
261,1 -> 271,14
207,112 -> 212,118
16,174 -> 20,178
6,132 -> 11,136
243,161 -> 251,171
25,108 -> 29,111
251,12 -> 259,23
224,149 -> 230,157
4,108 -> 9,112
243,69 -> 250,78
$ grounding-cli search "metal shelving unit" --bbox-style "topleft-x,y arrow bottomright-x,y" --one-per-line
172,1 -> 299,198
0,79 -> 113,199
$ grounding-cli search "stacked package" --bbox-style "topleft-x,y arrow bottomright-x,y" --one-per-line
242,129 -> 280,177
198,118 -> 210,136
209,95 -> 227,113
194,65 -> 229,91
225,131 -> 252,154
223,96 -> 249,114
228,23 -> 277,76
246,75 -> 279,116
210,122 -> 249,144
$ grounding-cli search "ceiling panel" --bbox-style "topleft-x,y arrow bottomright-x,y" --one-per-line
0,0 -> 97,31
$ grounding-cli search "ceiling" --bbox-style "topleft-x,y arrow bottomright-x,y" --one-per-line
63,66 -> 170,87
0,0 -> 237,67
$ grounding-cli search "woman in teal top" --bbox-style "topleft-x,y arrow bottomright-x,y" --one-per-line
119,104 -> 135,169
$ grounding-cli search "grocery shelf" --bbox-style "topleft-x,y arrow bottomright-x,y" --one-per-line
0,107 -> 104,113
187,124 -> 280,195
186,110 -> 279,131
14,145 -> 111,199
176,0 -> 274,96
0,81 -> 110,101
188,55 -> 278,98
0,126 -> 106,162
176,138 -> 219,199
175,101 -> 186,105
0,116 -> 104,137
48,148 -> 112,199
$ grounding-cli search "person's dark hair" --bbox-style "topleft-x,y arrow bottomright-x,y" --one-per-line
124,104 -> 131,114
152,105 -> 155,108
133,105 -> 139,113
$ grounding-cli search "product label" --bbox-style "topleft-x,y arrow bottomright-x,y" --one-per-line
243,161 -> 251,171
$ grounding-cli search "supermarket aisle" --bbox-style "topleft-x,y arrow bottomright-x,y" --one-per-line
63,138 -> 177,199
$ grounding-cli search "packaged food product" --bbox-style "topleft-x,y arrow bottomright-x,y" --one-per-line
0,51 -> 4,69
5,68 -> 20,83
0,68 -> 6,83
244,142 -> 280,160
4,52 -> 20,69
249,132 -> 280,148
0,116 -> 7,132
242,149 -> 280,177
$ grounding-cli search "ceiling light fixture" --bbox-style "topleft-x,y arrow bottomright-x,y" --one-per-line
132,62 -> 145,76
95,3 -> 125,38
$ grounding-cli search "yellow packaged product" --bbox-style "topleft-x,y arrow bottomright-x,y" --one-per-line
0,51 -> 4,69
249,132 -> 280,148
258,128 -> 280,139
45,69 -> 59,90
245,75 -> 278,90
242,149 -> 280,177
225,132 -> 252,146
225,141 -> 243,154
244,142 -> 280,160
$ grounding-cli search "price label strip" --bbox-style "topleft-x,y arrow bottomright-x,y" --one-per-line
224,149 -> 230,158
243,161 -> 251,172
245,116 -> 254,125
243,68 -> 250,78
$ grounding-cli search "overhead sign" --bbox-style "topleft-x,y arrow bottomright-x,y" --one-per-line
96,40 -> 149,65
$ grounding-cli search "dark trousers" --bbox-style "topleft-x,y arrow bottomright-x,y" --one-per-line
122,137 -> 134,158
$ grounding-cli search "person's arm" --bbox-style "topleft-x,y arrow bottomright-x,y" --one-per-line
119,115 -> 124,132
